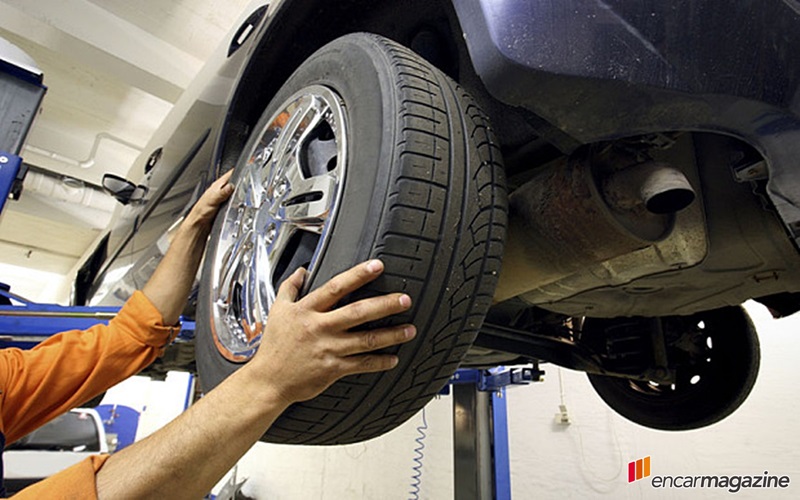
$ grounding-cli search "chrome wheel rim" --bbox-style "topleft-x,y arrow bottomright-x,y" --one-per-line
210,85 -> 347,361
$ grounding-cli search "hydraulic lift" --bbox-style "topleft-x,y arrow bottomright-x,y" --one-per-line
448,365 -> 543,500
1,36 -> 46,216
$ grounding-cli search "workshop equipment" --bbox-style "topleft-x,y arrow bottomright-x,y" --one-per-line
0,36 -> 46,214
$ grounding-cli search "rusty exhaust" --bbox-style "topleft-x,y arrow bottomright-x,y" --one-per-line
494,155 -> 696,303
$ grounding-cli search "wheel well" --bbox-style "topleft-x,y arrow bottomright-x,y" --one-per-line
217,0 -> 463,172
72,234 -> 109,306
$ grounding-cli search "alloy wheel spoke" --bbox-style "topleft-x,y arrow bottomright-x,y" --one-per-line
240,238 -> 266,340
282,171 -> 337,233
211,85 -> 347,361
217,236 -> 249,309
254,230 -> 276,311
243,161 -> 266,208
293,102 -> 327,157
267,221 -> 297,267
268,97 -> 315,181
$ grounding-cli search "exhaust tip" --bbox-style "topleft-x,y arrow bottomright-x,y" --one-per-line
604,161 -> 697,215
645,187 -> 696,214
638,163 -> 696,214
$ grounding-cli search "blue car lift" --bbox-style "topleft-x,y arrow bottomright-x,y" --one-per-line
0,285 -> 196,350
448,365 -> 543,500
0,285 -> 118,349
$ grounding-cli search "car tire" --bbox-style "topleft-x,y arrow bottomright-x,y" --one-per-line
196,33 -> 507,444
586,306 -> 760,430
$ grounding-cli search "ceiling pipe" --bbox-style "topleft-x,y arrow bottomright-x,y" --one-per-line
22,169 -> 116,213
23,132 -> 143,169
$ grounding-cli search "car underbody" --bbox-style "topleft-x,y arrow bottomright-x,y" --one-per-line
79,0 -> 800,439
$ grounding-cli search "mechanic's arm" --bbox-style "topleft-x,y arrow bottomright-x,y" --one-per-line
142,169 -> 233,325
94,260 -> 415,500
0,172 -> 236,446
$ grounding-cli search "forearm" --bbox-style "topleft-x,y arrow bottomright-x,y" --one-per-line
95,260 -> 415,499
142,171 -> 233,325
142,219 -> 210,325
1,292 -> 176,443
96,363 -> 288,500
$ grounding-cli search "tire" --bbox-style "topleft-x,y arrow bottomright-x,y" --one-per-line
196,33 -> 507,444
586,306 -> 760,430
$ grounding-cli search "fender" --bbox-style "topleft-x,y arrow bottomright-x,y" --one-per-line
450,0 -> 800,245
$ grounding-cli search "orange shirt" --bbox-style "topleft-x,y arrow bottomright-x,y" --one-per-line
0,290 -> 179,499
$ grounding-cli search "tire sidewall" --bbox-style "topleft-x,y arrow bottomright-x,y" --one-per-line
197,35 -> 405,391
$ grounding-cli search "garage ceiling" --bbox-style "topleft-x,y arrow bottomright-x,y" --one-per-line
0,0 -> 253,300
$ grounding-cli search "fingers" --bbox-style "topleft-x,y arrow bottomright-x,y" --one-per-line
186,171 -> 235,226
275,268 -> 306,303
204,170 -> 234,207
324,292 -> 412,331
338,324 -> 417,356
304,259 -> 386,311
320,325 -> 416,379
252,260 -> 417,403
218,169 -> 234,184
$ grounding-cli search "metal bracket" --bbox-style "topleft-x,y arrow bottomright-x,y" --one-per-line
475,321 -> 676,384
450,365 -> 543,392
0,151 -> 22,214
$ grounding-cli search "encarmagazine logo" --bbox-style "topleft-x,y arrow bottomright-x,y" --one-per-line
628,456 -> 792,494
628,456 -> 651,483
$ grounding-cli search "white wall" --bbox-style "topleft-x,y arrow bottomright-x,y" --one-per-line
233,303 -> 800,499
0,262 -> 69,303
235,395 -> 454,500
507,302 -> 800,499
133,371 -> 195,440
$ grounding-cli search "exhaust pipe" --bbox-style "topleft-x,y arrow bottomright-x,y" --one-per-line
494,155 -> 696,303
603,161 -> 696,215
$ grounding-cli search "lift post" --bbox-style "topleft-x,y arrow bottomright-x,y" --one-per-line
449,366 -> 543,500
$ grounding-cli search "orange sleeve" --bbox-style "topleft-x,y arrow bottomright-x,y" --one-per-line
0,291 -> 179,444
8,455 -> 110,500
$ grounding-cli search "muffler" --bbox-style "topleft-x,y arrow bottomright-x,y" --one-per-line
494,154 -> 696,302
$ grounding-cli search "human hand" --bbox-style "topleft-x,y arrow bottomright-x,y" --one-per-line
143,170 -> 234,325
183,170 -> 234,230
249,260 -> 416,407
